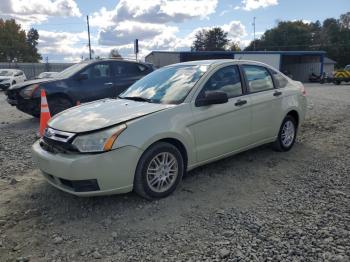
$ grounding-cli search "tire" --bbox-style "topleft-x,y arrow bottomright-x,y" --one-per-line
334,80 -> 341,85
48,97 -> 73,115
272,115 -> 297,152
134,142 -> 184,200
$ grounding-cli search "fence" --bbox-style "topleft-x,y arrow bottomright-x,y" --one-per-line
0,62 -> 74,80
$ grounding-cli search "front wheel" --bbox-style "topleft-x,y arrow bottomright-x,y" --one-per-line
273,116 -> 297,152
134,142 -> 184,199
48,97 -> 73,115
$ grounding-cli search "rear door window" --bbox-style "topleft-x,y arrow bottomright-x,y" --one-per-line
113,62 -> 146,76
242,65 -> 274,93
81,63 -> 111,79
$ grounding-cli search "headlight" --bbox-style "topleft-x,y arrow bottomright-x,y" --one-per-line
72,124 -> 127,153
20,84 -> 40,98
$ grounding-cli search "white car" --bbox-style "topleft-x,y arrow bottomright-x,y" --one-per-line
32,60 -> 307,199
0,69 -> 26,90
37,71 -> 58,79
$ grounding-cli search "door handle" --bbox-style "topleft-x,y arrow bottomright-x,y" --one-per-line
104,82 -> 113,86
273,91 -> 282,96
234,99 -> 247,106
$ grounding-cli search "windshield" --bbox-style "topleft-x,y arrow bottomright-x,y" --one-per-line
56,62 -> 89,79
0,70 -> 13,76
119,65 -> 208,104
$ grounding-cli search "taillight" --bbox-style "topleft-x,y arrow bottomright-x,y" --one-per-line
301,84 -> 306,96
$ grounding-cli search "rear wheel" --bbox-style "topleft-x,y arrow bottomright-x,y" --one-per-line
134,142 -> 184,200
334,80 -> 341,85
48,97 -> 73,115
273,115 -> 297,152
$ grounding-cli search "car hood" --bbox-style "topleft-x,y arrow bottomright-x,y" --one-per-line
49,98 -> 174,133
0,76 -> 12,81
7,78 -> 54,90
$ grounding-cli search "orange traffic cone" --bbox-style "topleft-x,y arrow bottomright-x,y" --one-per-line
39,89 -> 51,137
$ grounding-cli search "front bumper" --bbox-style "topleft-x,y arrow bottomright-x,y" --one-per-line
32,140 -> 143,196
0,83 -> 11,90
6,90 -> 40,116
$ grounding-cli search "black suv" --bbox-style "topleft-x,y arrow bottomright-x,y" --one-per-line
6,59 -> 154,116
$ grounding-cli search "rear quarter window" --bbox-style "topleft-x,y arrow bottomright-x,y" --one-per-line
271,70 -> 289,88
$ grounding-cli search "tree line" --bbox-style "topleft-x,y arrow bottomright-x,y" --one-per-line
192,12 -> 350,68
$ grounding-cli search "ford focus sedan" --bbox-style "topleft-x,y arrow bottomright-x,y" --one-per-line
32,60 -> 307,199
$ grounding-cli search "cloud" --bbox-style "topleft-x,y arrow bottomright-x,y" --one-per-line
0,0 -> 81,28
222,21 -> 247,39
38,30 -> 89,60
90,0 -> 218,28
90,0 -> 221,59
98,21 -> 178,46
236,0 -> 278,11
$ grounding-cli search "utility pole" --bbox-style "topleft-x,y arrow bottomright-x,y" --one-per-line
134,39 -> 139,61
253,16 -> 256,51
86,15 -> 92,59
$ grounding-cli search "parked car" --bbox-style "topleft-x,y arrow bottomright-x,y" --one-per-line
32,60 -> 307,199
0,69 -> 26,90
37,71 -> 58,79
6,59 -> 154,116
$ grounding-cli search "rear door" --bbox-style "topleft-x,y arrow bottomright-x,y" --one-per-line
112,62 -> 150,96
241,65 -> 283,143
74,62 -> 115,102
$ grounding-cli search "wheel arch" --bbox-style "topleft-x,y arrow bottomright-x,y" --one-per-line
141,137 -> 189,171
47,93 -> 74,105
286,110 -> 299,127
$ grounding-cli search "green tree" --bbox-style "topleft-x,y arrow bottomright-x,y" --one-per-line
0,19 -> 41,62
191,29 -> 206,51
245,21 -> 313,51
109,48 -> 123,59
25,28 -> 41,62
340,12 -> 350,29
191,27 -> 229,51
228,41 -> 241,51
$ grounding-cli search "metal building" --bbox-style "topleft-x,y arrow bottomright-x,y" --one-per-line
323,57 -> 336,76
145,51 -> 326,82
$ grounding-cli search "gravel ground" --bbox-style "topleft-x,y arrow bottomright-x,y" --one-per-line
0,83 -> 349,262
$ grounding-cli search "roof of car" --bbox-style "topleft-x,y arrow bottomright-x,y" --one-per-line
167,59 -> 273,68
0,69 -> 22,72
87,58 -> 150,65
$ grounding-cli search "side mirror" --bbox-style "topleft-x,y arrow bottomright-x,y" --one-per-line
195,91 -> 228,107
75,73 -> 88,81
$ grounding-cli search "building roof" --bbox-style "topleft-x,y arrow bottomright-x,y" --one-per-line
146,50 -> 327,59
324,57 -> 336,64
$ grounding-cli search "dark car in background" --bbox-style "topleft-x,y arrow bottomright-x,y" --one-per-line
6,59 -> 154,116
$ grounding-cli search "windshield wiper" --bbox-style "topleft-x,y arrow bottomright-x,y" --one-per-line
118,96 -> 152,103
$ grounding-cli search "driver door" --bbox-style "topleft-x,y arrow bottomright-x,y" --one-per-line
75,62 -> 115,102
190,65 -> 251,163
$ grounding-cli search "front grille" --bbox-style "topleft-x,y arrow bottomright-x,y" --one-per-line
40,137 -> 78,154
44,128 -> 75,143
